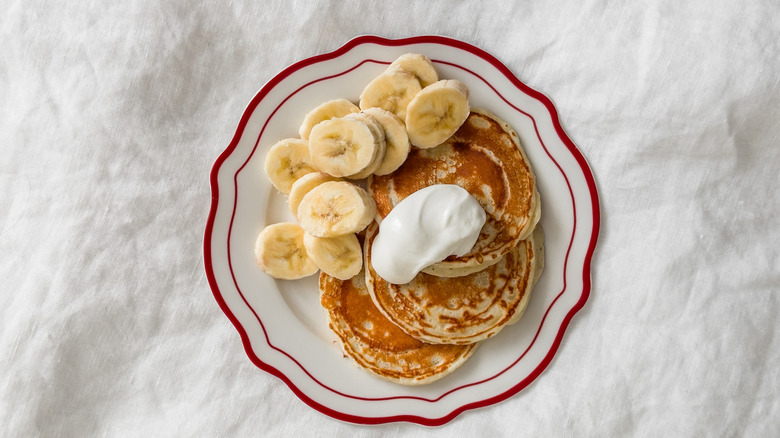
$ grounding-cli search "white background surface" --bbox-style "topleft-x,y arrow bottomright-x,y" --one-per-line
2,1 -> 778,436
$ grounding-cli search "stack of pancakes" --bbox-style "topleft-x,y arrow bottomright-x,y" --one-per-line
319,109 -> 544,385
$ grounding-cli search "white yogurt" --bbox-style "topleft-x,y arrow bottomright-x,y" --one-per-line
370,184 -> 486,284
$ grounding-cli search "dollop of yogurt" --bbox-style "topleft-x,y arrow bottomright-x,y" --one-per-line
371,184 -> 486,284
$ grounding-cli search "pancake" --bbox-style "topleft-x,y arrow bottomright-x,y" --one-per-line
364,222 -> 544,345
319,270 -> 477,385
368,109 -> 541,276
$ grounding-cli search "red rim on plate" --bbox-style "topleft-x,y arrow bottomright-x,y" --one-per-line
204,35 -> 600,426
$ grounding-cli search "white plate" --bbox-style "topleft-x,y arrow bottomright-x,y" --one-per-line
204,35 -> 600,425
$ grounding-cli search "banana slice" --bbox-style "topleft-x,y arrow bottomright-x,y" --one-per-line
388,53 -> 438,88
308,116 -> 381,177
405,79 -> 470,149
254,222 -> 319,280
288,171 -> 340,217
360,107 -> 410,176
299,98 -> 360,140
303,232 -> 362,280
359,69 -> 422,121
297,181 -> 377,237
264,138 -> 319,194
343,112 -> 386,180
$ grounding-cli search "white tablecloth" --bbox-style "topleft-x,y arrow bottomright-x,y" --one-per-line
2,1 -> 778,436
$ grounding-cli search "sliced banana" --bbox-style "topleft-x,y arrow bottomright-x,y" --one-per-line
308,116 -> 381,178
299,98 -> 360,140
360,107 -> 410,176
388,53 -> 438,88
303,232 -> 362,280
343,112 -> 386,180
264,138 -> 318,194
297,181 -> 377,237
359,69 -> 422,121
288,172 -> 340,217
405,79 -> 470,149
254,222 -> 319,280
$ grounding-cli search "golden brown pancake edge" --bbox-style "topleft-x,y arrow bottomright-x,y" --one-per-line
319,269 -> 477,385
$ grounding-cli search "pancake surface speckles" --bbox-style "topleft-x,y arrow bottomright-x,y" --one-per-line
364,223 -> 544,345
319,270 -> 476,385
